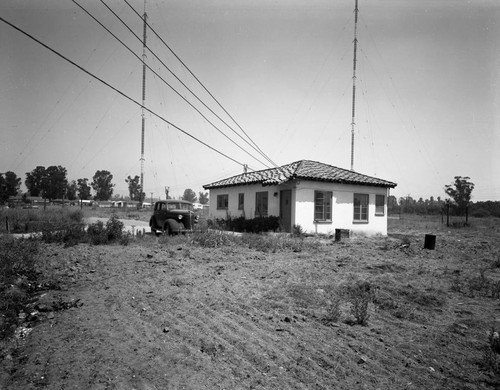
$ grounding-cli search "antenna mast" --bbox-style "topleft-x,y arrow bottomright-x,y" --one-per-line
140,1 -> 147,202
350,0 -> 359,171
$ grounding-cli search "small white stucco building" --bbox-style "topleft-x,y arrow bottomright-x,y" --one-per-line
203,160 -> 397,236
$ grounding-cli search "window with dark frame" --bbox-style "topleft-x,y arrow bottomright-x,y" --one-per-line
314,190 -> 332,222
238,193 -> 244,210
353,193 -> 369,222
375,194 -> 385,216
255,191 -> 268,216
216,194 -> 228,210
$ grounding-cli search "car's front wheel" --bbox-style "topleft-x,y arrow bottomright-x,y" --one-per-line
162,223 -> 171,236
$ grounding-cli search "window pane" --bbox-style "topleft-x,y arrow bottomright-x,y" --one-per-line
375,195 -> 385,215
217,194 -> 228,209
314,191 -> 332,221
256,192 -> 268,216
354,193 -> 368,221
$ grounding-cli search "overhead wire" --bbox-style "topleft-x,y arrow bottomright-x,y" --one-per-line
358,15 -> 442,182
0,15 -> 248,170
121,0 -> 278,168
71,1 -> 270,170
98,0 -> 275,169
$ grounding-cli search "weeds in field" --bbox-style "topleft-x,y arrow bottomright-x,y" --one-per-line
190,230 -> 236,248
342,279 -> 374,326
450,272 -> 462,292
242,233 -> 321,253
292,224 -> 304,236
483,327 -> 500,374
1,207 -> 84,234
324,293 -> 342,324
0,237 -> 39,339
41,223 -> 87,247
451,267 -> 500,298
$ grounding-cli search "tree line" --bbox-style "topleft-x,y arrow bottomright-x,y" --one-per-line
0,166 -> 209,205
389,176 -> 499,218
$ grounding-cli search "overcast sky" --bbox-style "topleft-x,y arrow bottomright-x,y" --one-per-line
1,0 -> 499,201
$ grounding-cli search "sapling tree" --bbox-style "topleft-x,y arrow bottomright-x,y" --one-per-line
444,176 -> 474,215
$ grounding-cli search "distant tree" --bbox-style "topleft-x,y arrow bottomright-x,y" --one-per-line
198,191 -> 209,205
444,176 -> 474,215
400,195 -> 416,214
43,166 -> 68,200
92,170 -> 114,201
26,165 -> 67,200
125,175 -> 144,201
0,171 -> 21,203
25,166 -> 47,197
77,178 -> 92,200
182,188 -> 197,203
0,176 -> 6,204
66,180 -> 78,201
387,195 -> 399,214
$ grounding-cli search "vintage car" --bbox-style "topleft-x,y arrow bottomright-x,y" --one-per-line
149,200 -> 198,236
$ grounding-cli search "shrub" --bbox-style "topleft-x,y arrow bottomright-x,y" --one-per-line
240,233 -> 315,253
324,294 -> 342,324
214,216 -> 281,233
106,214 -> 124,242
86,215 -> 125,245
483,327 -> 500,374
343,279 -> 374,326
292,224 -> 304,236
87,220 -> 108,245
41,223 -> 87,247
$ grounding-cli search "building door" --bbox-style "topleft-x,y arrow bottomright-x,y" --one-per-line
280,190 -> 292,233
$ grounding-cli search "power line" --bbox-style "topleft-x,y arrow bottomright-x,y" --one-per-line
0,15 -> 246,169
72,0 -> 270,169
121,0 -> 278,168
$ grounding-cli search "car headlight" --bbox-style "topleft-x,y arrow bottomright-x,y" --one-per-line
178,215 -> 183,220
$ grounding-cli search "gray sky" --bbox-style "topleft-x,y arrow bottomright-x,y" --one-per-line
1,0 -> 499,201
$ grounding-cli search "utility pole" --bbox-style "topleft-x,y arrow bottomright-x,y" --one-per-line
350,0 -> 359,171
140,0 -> 147,203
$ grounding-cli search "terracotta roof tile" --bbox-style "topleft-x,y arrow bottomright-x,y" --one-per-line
203,160 -> 397,189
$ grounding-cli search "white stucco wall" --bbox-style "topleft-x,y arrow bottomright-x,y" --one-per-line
294,180 -> 389,236
207,180 -> 390,236
208,184 -> 281,220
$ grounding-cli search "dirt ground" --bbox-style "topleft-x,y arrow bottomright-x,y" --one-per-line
1,217 -> 500,389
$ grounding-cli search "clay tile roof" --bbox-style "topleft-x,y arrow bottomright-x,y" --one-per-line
203,160 -> 397,189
